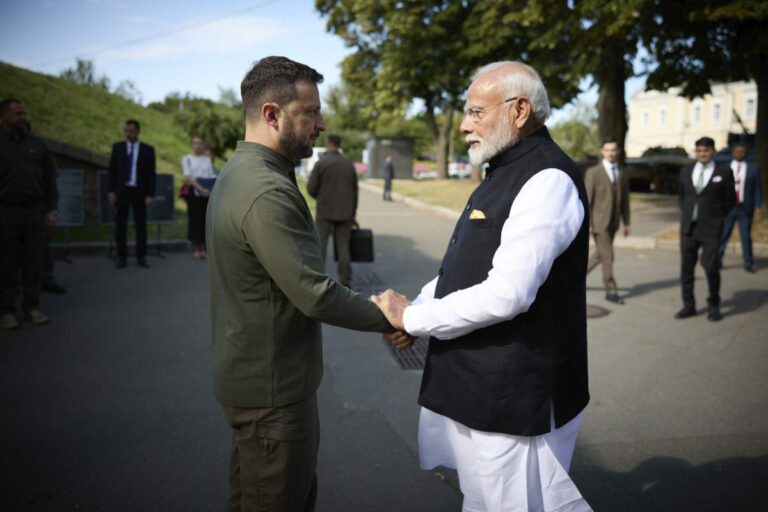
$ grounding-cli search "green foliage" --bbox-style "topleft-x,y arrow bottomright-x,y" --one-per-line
316,0 -> 589,177
59,58 -> 111,91
148,91 -> 243,159
0,60 -> 194,183
548,103 -> 599,160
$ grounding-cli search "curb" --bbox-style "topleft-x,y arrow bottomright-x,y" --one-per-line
358,181 -> 768,256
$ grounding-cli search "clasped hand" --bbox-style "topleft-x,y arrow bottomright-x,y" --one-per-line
370,289 -> 416,351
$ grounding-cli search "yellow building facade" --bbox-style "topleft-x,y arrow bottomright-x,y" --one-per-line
626,81 -> 757,157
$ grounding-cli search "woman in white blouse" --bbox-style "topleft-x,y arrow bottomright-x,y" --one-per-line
182,135 -> 216,259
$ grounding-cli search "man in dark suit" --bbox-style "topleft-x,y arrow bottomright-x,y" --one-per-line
307,133 -> 358,287
584,137 -> 631,304
717,142 -> 762,273
108,120 -> 156,268
676,137 -> 735,321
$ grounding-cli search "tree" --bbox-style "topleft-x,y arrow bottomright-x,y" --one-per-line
316,0 -> 580,179
506,0 -> 651,160
642,0 -> 768,206
59,59 -> 110,90
548,102 -> 600,160
113,80 -> 142,104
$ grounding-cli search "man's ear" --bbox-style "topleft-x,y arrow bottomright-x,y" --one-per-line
262,103 -> 280,129
511,97 -> 532,129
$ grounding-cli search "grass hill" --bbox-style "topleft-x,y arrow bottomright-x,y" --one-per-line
0,61 -> 192,176
0,61 -> 237,242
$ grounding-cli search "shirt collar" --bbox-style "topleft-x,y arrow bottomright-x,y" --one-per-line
602,159 -> 617,172
235,141 -> 297,179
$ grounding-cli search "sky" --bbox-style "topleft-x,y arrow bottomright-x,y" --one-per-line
0,0 -> 645,124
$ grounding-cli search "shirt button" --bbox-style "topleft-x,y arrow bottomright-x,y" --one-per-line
438,267 -> 444,277
465,203 -> 471,211
450,237 -> 456,245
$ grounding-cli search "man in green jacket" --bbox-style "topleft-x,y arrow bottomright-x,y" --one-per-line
206,56 -> 399,512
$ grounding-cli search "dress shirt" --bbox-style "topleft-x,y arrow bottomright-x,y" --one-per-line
602,158 -> 617,183
126,140 -> 140,186
403,168 -> 584,339
692,160 -> 715,192
731,159 -> 746,204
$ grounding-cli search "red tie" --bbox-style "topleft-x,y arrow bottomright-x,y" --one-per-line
735,163 -> 742,205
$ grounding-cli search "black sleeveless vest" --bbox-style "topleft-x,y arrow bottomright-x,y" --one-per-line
417,127 -> 590,436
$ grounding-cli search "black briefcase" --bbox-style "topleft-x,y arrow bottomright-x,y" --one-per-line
334,223 -> 374,262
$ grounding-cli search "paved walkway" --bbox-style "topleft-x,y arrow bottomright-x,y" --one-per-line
2,185 -> 767,511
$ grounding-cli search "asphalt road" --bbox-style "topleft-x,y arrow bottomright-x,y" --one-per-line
2,185 -> 767,511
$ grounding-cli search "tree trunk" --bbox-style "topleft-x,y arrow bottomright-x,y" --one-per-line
426,104 -> 454,179
755,66 -> 768,213
595,38 -> 628,159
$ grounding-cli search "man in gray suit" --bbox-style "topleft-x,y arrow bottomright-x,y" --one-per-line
307,133 -> 358,287
584,138 -> 630,304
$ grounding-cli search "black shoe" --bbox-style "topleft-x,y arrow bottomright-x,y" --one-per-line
116,259 -> 127,269
137,258 -> 150,268
605,293 -> 624,305
41,281 -> 66,294
674,307 -> 697,319
746,266 -> 756,274
707,307 -> 723,322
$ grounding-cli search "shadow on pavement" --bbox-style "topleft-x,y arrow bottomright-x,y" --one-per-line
573,454 -> 768,512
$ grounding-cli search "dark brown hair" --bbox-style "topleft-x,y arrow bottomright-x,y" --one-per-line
241,56 -> 323,121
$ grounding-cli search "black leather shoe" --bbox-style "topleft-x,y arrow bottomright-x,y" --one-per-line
137,258 -> 150,268
605,293 -> 624,304
674,307 -> 697,319
41,281 -> 66,294
746,266 -> 756,274
116,259 -> 127,269
707,307 -> 723,322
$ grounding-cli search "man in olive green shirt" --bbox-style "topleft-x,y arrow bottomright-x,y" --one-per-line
207,57 -> 393,512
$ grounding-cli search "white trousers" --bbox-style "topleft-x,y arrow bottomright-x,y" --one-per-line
418,407 -> 592,512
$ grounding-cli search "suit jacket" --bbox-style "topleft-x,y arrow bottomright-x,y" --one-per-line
584,163 -> 630,234
108,140 -> 156,198
679,162 -> 735,238
307,150 -> 358,221
732,161 -> 763,214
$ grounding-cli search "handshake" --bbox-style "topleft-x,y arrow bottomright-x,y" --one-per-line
370,289 -> 416,351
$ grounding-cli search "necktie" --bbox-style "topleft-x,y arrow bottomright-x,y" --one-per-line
735,163 -> 742,205
692,166 -> 705,222
127,143 -> 132,162
612,165 -> 618,184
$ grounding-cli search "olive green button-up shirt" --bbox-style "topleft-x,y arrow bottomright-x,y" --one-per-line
207,141 -> 391,408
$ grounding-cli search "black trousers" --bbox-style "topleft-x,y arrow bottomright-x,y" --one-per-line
115,187 -> 147,260
185,195 -> 209,246
680,225 -> 721,309
0,202 -> 45,314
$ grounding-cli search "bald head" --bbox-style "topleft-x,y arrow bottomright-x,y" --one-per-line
471,61 -> 550,127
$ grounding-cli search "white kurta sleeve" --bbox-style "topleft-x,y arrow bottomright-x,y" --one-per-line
402,168 -> 584,340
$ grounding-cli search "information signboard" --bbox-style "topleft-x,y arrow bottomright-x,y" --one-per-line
55,169 -> 84,227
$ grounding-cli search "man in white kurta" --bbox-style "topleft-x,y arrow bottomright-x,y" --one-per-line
373,62 -> 592,512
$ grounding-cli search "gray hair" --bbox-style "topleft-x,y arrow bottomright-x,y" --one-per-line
471,61 -> 550,124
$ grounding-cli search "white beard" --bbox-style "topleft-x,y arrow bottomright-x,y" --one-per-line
467,116 -> 518,167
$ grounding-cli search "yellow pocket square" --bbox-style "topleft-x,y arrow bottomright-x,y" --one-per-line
469,209 -> 486,220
